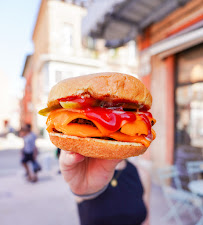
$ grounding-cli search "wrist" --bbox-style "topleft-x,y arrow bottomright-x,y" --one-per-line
71,185 -> 108,200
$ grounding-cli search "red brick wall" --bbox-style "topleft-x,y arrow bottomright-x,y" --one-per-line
21,72 -> 33,126
150,0 -> 203,44
137,0 -> 202,166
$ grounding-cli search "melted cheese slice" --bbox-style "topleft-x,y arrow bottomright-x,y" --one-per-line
121,120 -> 148,136
55,123 -> 102,137
109,132 -> 151,147
47,109 -> 114,136
46,109 -> 156,147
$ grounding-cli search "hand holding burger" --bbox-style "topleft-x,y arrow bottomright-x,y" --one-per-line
39,72 -> 156,195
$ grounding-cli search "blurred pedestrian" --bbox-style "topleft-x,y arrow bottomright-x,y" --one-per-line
56,147 -> 61,159
56,147 -> 61,174
60,151 -> 147,225
0,120 -> 14,137
4,120 -> 14,133
20,124 -> 41,182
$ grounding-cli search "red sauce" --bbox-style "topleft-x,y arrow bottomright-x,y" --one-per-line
139,114 -> 152,140
85,107 -> 136,132
58,96 -> 96,108
58,96 -> 153,137
58,96 -> 147,110
140,111 -> 152,118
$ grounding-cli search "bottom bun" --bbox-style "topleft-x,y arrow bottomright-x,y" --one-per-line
49,132 -> 148,159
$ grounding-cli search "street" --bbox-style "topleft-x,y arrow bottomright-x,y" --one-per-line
0,149 -> 21,175
0,149 -> 202,225
0,149 -> 80,225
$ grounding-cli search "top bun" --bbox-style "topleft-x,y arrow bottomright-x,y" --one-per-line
47,72 -> 152,109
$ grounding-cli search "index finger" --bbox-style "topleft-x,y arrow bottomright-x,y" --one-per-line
59,150 -> 85,169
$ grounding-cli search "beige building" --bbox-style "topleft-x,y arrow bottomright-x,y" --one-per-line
21,0 -> 138,134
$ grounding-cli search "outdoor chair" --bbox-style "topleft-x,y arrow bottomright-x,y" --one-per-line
157,165 -> 202,225
186,161 -> 203,182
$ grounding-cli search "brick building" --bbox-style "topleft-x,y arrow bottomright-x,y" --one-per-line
84,0 -> 203,168
21,55 -> 33,126
137,0 -> 203,169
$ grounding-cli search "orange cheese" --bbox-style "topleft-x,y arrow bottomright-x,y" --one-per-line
152,129 -> 156,140
55,123 -> 103,137
109,132 -> 151,147
46,109 -> 156,147
47,109 -> 113,136
120,119 -> 148,136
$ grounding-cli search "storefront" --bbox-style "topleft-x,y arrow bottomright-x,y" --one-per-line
83,0 -> 203,168
175,43 -> 203,150
174,43 -> 203,187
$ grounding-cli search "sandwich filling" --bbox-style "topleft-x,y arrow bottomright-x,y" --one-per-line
40,96 -> 156,147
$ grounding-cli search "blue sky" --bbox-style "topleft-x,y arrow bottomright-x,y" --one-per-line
0,0 -> 41,97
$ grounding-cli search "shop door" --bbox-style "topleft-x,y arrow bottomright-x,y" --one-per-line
175,44 -> 203,188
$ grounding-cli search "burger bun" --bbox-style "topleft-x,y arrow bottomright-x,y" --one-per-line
49,132 -> 148,159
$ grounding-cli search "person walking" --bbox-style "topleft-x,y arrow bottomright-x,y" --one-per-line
20,124 -> 41,182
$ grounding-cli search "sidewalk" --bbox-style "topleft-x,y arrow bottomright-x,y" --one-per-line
150,184 -> 195,225
1,172 -> 200,225
0,170 -> 80,225
0,147 -> 202,225
0,141 -> 80,225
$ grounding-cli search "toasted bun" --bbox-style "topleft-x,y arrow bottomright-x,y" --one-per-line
47,72 -> 152,109
49,132 -> 148,159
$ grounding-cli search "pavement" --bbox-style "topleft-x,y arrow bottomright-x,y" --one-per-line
0,171 -> 80,225
0,137 -> 202,225
0,146 -> 80,225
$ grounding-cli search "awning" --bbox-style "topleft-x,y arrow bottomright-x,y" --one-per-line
82,0 -> 190,48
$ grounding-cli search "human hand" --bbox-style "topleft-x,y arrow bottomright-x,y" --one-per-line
59,150 -> 122,195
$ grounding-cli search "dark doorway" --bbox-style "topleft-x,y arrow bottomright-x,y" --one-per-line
174,43 -> 203,188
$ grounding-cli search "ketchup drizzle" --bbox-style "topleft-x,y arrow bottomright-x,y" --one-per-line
141,112 -> 152,118
139,114 -> 152,140
58,96 -> 96,108
58,96 -> 153,137
58,96 -> 79,102
85,107 -> 136,132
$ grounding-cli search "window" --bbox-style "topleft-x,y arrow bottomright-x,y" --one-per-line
63,23 -> 73,48
87,37 -> 96,50
175,44 -> 203,148
128,40 -> 137,65
62,23 -> 73,52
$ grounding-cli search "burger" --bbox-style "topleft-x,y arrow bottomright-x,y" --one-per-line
39,72 -> 156,159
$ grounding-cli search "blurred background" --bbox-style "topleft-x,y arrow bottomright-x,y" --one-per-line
0,0 -> 203,224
